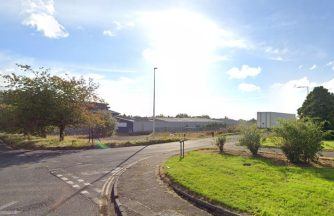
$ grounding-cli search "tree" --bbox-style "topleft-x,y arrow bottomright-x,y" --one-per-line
1,64 -> 102,141
298,86 -> 334,130
50,76 -> 100,141
1,65 -> 56,136
175,113 -> 190,118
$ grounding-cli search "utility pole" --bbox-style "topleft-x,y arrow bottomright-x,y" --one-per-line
153,67 -> 157,135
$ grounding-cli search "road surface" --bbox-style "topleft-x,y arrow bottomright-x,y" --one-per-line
0,138 -> 214,216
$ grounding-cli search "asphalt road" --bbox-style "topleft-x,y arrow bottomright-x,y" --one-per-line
0,138 -> 214,216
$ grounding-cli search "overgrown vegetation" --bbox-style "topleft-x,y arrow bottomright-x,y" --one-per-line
0,132 -> 181,150
274,119 -> 323,163
165,151 -> 334,216
239,125 -> 261,155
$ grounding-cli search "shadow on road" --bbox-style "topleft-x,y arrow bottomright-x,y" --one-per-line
0,142 -> 82,170
46,144 -> 149,214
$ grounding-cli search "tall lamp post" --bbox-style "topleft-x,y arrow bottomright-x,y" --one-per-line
296,85 -> 310,95
153,67 -> 157,135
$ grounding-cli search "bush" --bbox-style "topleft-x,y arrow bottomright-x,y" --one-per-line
322,130 -> 334,140
215,135 -> 226,153
274,119 -> 323,163
239,126 -> 261,155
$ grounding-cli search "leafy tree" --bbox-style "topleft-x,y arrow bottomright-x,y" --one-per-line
298,86 -> 334,130
175,113 -> 190,118
1,64 -> 103,141
50,76 -> 100,141
1,65 -> 56,136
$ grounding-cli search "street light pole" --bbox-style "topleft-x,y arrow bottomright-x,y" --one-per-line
153,67 -> 157,135
296,85 -> 310,95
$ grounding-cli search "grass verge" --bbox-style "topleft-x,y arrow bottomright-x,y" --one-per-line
0,132 -> 181,150
165,151 -> 334,216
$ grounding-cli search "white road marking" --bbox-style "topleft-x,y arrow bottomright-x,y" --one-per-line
84,183 -> 91,186
0,201 -> 21,215
61,177 -> 68,181
80,190 -> 89,195
77,179 -> 84,182
66,181 -> 74,185
56,174 -> 63,177
72,184 -> 80,188
0,202 -> 17,211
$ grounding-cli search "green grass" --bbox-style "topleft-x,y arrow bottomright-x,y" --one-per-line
261,136 -> 334,151
323,140 -> 334,151
165,151 -> 334,216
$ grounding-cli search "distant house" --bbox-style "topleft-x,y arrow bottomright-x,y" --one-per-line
257,112 -> 295,128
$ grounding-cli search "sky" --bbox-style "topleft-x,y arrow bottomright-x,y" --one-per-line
0,0 -> 334,120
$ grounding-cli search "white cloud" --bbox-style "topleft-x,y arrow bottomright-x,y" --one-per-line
227,65 -> 261,79
323,78 -> 334,92
238,83 -> 260,92
268,77 -> 318,114
263,46 -> 289,61
298,65 -> 303,69
326,61 -> 334,70
309,64 -> 317,70
21,0 -> 69,39
103,20 -> 135,37
102,30 -> 115,37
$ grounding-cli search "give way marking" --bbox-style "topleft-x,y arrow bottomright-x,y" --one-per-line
0,201 -> 21,215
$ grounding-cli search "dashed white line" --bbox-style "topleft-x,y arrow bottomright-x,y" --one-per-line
56,174 -> 63,177
80,190 -> 90,195
66,181 -> 74,185
77,179 -> 84,182
84,183 -> 91,186
72,184 -> 80,188
61,177 -> 68,181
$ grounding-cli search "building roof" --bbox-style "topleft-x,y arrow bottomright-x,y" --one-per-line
156,117 -> 225,123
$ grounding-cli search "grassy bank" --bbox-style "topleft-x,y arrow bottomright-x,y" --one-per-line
260,136 -> 334,151
0,132 -> 182,150
165,151 -> 334,216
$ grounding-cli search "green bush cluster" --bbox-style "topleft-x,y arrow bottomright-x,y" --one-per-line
322,130 -> 334,141
274,119 -> 323,163
215,135 -> 226,153
239,126 -> 261,155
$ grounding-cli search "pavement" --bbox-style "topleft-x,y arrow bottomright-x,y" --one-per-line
117,155 -> 211,216
0,138 -> 214,216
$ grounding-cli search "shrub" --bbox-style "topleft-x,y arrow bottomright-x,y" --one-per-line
239,126 -> 261,155
322,130 -> 334,140
274,119 -> 323,164
215,135 -> 226,153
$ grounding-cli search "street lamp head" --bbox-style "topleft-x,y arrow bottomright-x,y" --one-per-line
154,67 -> 158,70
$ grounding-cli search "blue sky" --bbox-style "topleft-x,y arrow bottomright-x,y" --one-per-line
0,0 -> 334,119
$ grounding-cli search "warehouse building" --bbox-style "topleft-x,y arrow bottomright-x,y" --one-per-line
115,116 -> 237,134
257,112 -> 295,128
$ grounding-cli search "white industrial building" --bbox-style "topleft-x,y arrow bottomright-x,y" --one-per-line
257,112 -> 295,128
116,116 -> 237,133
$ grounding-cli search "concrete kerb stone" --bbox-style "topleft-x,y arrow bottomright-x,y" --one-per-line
110,156 -> 152,216
158,165 -> 242,216
112,176 -> 127,216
